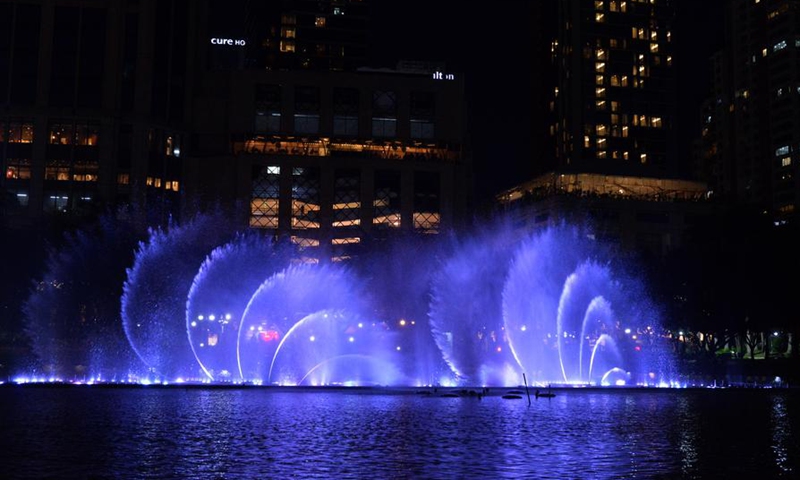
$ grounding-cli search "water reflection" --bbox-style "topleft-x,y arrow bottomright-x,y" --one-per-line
0,388 -> 798,478
771,394 -> 793,476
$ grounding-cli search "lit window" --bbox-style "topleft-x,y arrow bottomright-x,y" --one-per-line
267,166 -> 280,175
651,117 -> 662,128
774,40 -> 787,52
621,76 -> 629,86
762,48 -> 768,57
315,16 -> 326,27
595,62 -> 606,72
611,101 -> 619,112
623,151 -> 629,160
640,153 -> 647,163
597,150 -> 607,159
596,75 -> 605,85
610,75 -> 619,86
622,126 -> 629,137
650,43 -> 659,53
595,0 -> 605,9
596,100 -> 607,110
776,145 -> 790,156
280,40 -> 295,53
597,138 -> 607,148
596,124 -> 608,136
281,27 -> 296,39
596,49 -> 607,60
781,157 -> 792,167
596,87 -> 606,98
584,135 -> 591,148
596,12 -> 606,22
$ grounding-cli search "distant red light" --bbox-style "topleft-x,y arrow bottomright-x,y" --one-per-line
259,330 -> 280,342
634,345 -> 642,352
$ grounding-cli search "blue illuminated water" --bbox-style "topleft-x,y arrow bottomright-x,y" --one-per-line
27,219 -> 675,387
1,386 -> 798,478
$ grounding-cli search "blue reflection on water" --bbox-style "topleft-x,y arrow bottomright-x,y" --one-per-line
0,387 -> 798,478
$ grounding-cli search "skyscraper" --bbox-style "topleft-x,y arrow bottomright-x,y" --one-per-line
552,0 -> 678,177
698,0 -> 800,222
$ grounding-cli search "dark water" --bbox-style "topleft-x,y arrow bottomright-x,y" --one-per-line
1,386 -> 799,479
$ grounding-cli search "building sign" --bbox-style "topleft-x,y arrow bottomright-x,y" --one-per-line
210,38 -> 246,46
432,71 -> 455,81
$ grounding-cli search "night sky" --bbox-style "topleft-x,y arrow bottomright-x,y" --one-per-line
369,1 -> 726,204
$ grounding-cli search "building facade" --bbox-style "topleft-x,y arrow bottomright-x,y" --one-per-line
552,0 -> 678,177
697,0 -> 800,222
0,0 -> 471,257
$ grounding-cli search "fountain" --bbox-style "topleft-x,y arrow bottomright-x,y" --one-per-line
22,214 -> 676,387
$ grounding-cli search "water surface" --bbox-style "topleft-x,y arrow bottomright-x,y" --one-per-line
1,387 -> 797,478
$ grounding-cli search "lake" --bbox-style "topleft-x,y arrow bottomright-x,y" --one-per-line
1,386 -> 798,478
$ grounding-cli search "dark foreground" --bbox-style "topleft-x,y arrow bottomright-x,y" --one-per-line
1,385 -> 798,478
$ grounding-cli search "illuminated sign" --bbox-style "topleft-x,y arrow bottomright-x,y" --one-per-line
432,71 -> 455,81
210,38 -> 246,46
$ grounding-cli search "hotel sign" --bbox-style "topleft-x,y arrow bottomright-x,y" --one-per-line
210,38 -> 246,46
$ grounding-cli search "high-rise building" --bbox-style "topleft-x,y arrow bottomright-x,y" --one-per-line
697,0 -> 800,222
552,0 -> 678,177
0,0 -> 470,262
497,0 -> 709,257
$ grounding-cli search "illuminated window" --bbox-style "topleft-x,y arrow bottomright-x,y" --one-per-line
251,166 -> 281,229
596,100 -> 607,110
782,157 -> 792,167
291,167 -> 321,230
596,87 -> 606,98
650,43 -> 659,53
596,124 -> 608,136
315,16 -> 326,27
776,145 -> 790,156
281,14 -> 296,24
651,117 -> 662,128
610,75 -> 619,87
596,12 -> 605,22
72,161 -> 99,182
280,40 -> 295,52
621,76 -> 628,87
640,153 -> 647,164
5,158 -> 31,180
117,173 -> 129,185
595,62 -> 606,73
611,101 -> 619,112
8,122 -> 34,143
596,75 -> 605,85
374,170 -> 401,228
597,150 -> 607,159
45,160 -> 70,181
610,0 -> 619,11
595,0 -> 605,9
596,49 -> 607,60
622,126 -> 629,137
774,40 -> 787,52
49,123 -> 73,145
597,138 -> 607,148
584,135 -> 591,148
281,27 -> 296,39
